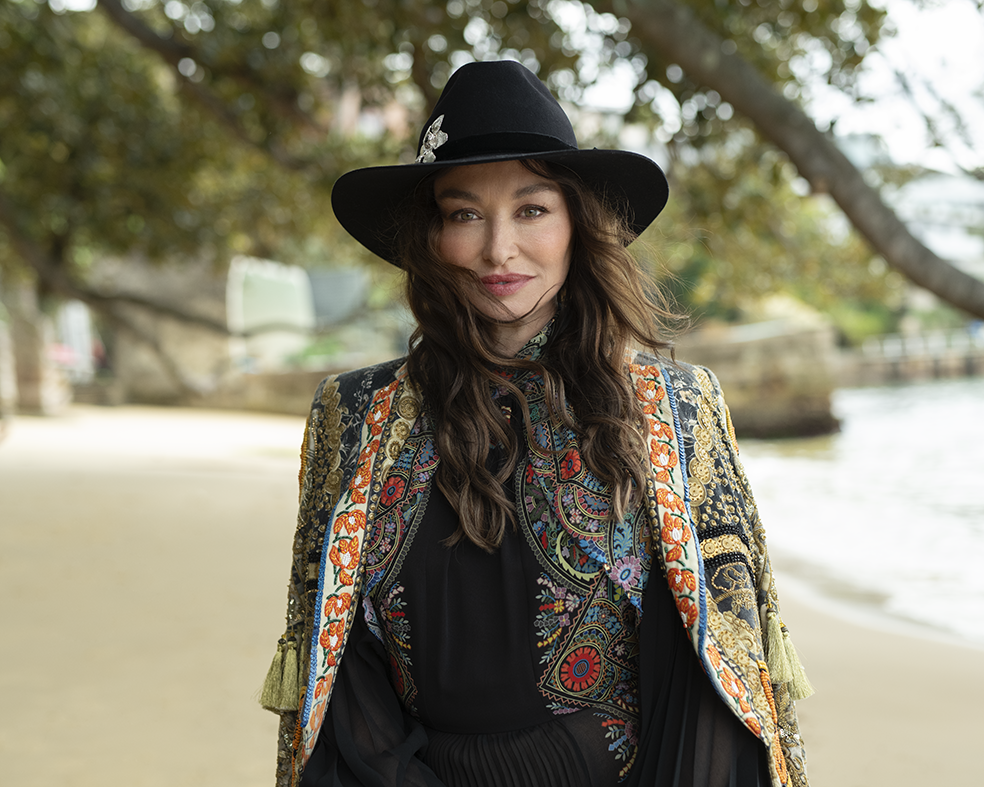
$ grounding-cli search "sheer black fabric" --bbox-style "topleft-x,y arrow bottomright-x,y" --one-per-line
625,559 -> 771,787
301,609 -> 444,787
302,406 -> 771,787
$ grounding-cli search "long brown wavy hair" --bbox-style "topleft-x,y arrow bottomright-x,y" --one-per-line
398,159 -> 680,552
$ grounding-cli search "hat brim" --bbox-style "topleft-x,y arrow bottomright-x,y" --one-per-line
331,149 -> 668,266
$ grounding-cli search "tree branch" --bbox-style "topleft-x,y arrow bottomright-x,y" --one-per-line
97,0 -> 321,129
96,0 -> 322,172
616,0 -> 984,319
0,189 -> 229,334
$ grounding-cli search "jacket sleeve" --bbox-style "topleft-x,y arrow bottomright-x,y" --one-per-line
301,605 -> 446,787
262,361 -> 410,787
261,374 -> 351,787
695,366 -> 812,787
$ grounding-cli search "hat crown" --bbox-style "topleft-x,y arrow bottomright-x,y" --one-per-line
415,61 -> 578,164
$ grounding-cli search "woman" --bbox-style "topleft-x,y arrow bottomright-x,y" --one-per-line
262,61 -> 812,787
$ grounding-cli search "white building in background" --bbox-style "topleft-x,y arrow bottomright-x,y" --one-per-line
226,255 -> 316,372
55,300 -> 95,383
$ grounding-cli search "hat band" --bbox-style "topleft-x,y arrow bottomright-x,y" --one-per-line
433,132 -> 578,163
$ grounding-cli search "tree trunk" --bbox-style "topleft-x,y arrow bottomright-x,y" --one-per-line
0,279 -> 69,415
614,0 -> 984,319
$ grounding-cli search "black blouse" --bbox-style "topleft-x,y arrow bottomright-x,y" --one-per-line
301,411 -> 770,787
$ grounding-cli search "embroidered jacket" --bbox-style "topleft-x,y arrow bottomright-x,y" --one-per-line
262,354 -> 811,787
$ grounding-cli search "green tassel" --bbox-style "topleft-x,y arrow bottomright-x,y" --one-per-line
766,614 -> 793,683
279,640 -> 300,710
783,634 -> 815,700
260,642 -> 284,710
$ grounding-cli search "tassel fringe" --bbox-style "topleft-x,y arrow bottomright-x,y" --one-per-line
280,641 -> 299,709
260,639 -> 301,712
783,633 -> 815,700
765,614 -> 793,683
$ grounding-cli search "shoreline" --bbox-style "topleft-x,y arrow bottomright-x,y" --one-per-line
771,581 -> 984,786
771,551 -> 984,653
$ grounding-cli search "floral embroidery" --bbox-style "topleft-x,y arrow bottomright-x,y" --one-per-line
329,538 -> 359,585
333,510 -> 365,535
379,475 -> 406,507
559,448 -> 583,480
649,442 -> 678,483
600,715 -> 639,778
656,487 -> 685,513
377,583 -> 417,709
666,567 -> 698,593
560,646 -> 602,692
632,373 -> 665,413
323,594 -> 351,618
610,556 -> 642,588
535,575 -> 581,652
676,596 -> 699,627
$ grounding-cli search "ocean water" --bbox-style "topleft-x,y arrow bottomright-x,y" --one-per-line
737,376 -> 984,646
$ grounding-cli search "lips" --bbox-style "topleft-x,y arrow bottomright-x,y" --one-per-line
480,273 -> 533,297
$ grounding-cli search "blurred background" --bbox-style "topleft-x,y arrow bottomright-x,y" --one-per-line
1,0 -> 982,785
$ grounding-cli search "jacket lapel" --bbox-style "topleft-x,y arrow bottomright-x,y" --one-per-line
299,367 -> 421,768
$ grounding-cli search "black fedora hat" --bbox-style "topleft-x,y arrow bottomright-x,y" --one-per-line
331,60 -> 669,265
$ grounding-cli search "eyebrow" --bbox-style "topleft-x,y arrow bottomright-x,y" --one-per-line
435,182 -> 561,202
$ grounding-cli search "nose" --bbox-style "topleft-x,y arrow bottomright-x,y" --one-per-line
483,218 -> 518,267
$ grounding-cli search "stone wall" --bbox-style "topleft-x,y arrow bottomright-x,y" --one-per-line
91,256 -> 232,404
675,320 -> 839,438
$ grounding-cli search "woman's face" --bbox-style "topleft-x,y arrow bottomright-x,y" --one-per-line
434,160 -> 573,355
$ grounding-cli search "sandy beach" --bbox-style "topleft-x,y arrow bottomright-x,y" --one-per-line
1,405 -> 981,786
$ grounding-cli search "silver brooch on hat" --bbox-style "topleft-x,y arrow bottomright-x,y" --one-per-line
415,115 -> 448,163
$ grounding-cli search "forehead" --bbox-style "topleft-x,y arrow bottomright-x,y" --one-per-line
433,159 -> 560,199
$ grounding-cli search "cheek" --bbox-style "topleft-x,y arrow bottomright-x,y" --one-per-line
537,226 -> 573,276
437,227 -> 475,268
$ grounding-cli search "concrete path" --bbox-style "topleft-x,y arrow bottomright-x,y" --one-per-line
0,406 -> 305,787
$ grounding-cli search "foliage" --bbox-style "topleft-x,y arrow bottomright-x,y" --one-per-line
0,0 -> 902,326
642,131 -> 904,325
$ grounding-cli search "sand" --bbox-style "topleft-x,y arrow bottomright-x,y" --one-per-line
1,405 -> 981,786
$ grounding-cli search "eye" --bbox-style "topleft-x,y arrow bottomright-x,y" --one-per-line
449,209 -> 478,222
521,205 -> 546,218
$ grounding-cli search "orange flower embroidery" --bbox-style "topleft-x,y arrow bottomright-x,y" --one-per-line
309,698 -> 327,731
667,568 -> 697,593
559,448 -> 583,480
330,536 -> 360,585
676,596 -> 699,627
656,487 -> 686,513
366,397 -> 391,436
650,442 -> 678,482
314,676 -> 333,699
635,377 -> 666,414
349,463 -> 372,504
745,716 -> 762,736
649,418 -> 674,441
358,439 -> 380,464
319,620 -> 345,652
707,644 -> 722,670
353,463 -> 372,490
721,666 -> 747,700
324,592 -> 352,618
660,513 -> 691,545
333,509 -> 366,535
